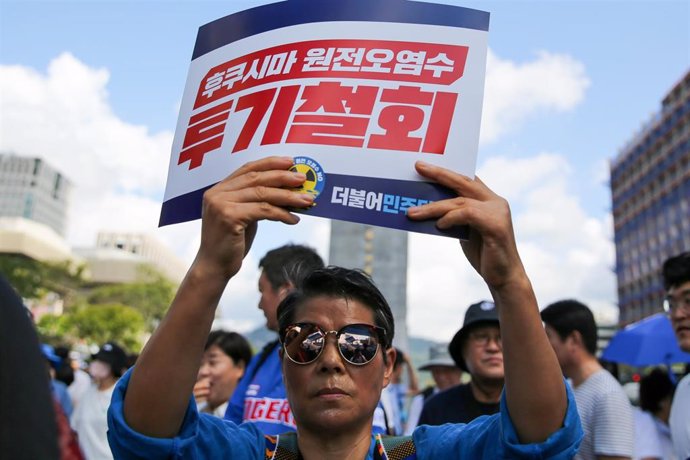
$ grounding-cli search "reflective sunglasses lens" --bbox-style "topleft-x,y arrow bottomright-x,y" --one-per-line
284,324 -> 324,364
338,325 -> 380,365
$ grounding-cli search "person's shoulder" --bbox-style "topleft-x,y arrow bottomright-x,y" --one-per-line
81,382 -> 100,398
586,369 -> 625,391
576,370 -> 627,404
52,379 -> 69,392
584,371 -> 632,413
420,385 -> 435,400
425,383 -> 467,405
446,383 -> 470,395
633,407 -> 655,427
672,374 -> 690,404
677,373 -> 690,389
247,341 -> 282,379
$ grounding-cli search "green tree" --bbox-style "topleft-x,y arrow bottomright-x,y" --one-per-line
36,313 -> 72,344
63,303 -> 146,351
86,265 -> 176,329
0,254 -> 85,305
10,258 -> 175,350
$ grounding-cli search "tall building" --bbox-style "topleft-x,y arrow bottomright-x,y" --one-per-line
0,154 -> 72,237
329,222 -> 409,351
610,70 -> 690,325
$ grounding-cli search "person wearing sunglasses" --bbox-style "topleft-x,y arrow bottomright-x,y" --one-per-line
662,251 -> 690,460
222,243 -> 326,435
107,157 -> 582,459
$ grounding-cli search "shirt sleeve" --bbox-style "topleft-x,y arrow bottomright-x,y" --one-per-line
70,388 -> 85,431
633,409 -> 663,459
670,375 -> 690,460
107,369 -> 264,459
417,394 -> 436,426
404,394 -> 424,435
592,386 -> 634,457
413,379 -> 583,460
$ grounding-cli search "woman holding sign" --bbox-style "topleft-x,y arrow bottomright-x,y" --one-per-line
107,157 -> 582,459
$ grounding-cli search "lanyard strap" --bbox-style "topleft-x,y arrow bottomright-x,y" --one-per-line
264,432 -> 417,460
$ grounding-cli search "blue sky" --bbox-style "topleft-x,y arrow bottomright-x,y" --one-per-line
3,1 -> 687,212
1,0 -> 688,339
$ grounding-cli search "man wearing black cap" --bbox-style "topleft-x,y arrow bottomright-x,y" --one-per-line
418,300 -> 504,425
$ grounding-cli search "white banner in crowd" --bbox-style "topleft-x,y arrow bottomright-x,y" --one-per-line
160,0 -> 489,238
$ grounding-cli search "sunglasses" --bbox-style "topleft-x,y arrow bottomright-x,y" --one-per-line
280,322 -> 387,366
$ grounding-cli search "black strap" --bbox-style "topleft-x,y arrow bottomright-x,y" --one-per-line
264,433 -> 417,460
421,386 -> 435,401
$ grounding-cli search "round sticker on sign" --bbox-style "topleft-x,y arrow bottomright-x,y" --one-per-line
289,157 -> 325,204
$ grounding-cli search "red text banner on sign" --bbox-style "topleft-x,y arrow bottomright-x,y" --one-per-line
178,83 -> 458,170
193,39 -> 469,109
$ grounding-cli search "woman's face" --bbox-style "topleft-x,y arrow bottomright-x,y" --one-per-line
88,360 -> 113,382
281,295 -> 395,435
197,345 -> 245,409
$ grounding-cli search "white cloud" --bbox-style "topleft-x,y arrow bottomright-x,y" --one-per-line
407,152 -> 617,341
481,49 -> 590,144
1,51 -> 615,342
1,53 -> 171,197
475,153 -> 573,199
405,50 -> 606,340
0,52 -> 181,257
407,233 -> 491,341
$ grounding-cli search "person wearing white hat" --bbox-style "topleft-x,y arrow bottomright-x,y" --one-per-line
404,344 -> 462,434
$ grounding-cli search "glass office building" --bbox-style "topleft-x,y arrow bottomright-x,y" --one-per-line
610,71 -> 690,324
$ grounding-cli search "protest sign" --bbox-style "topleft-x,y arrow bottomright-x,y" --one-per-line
160,0 -> 489,238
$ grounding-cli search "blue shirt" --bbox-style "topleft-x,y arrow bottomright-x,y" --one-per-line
108,369 -> 582,459
223,342 -> 294,435
51,379 -> 73,419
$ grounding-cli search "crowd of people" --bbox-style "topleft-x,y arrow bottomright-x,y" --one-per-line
2,157 -> 689,459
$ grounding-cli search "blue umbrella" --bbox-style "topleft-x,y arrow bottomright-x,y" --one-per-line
601,313 -> 690,367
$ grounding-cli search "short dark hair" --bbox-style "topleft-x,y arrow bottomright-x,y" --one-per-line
205,330 -> 253,368
259,244 -> 325,290
393,347 -> 405,368
662,252 -> 690,291
639,368 -> 675,414
53,345 -> 74,386
541,299 -> 598,356
276,266 -> 394,352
